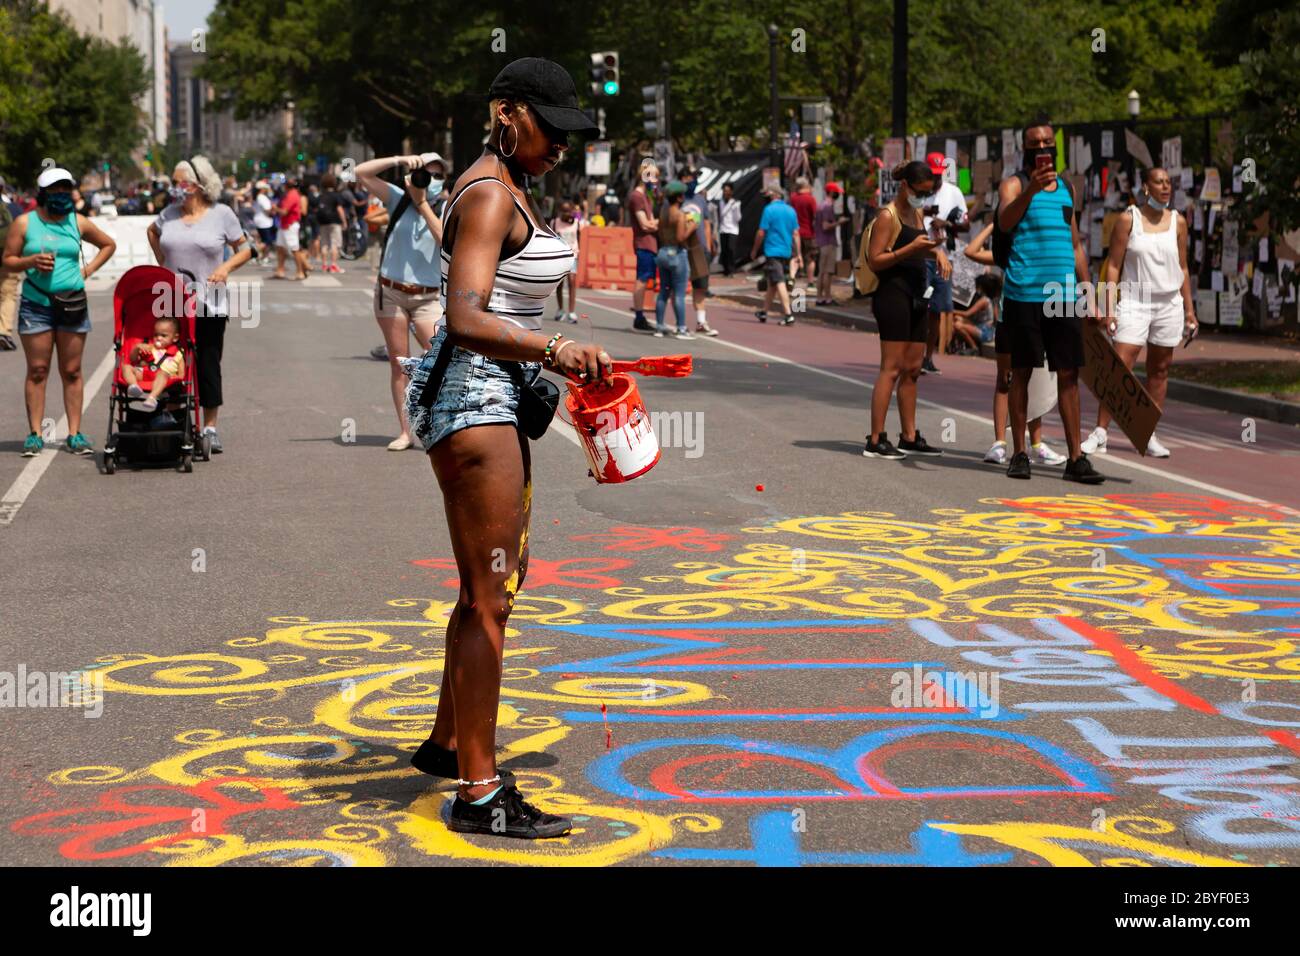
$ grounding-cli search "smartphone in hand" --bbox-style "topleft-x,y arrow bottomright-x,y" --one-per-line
1035,153 -> 1053,173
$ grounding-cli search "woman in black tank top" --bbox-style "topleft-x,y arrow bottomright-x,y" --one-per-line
862,161 -> 951,460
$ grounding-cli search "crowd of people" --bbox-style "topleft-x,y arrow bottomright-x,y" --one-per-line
856,118 -> 1198,481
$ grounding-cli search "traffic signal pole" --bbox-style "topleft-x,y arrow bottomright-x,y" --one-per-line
891,0 -> 907,138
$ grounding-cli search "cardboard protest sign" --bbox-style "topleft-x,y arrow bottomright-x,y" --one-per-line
1082,323 -> 1160,455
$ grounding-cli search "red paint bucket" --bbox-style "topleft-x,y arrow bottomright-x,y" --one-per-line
565,373 -> 661,483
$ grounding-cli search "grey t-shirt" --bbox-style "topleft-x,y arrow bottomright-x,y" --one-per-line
154,202 -> 244,315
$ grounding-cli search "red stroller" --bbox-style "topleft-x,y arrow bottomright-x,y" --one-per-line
103,265 -> 210,473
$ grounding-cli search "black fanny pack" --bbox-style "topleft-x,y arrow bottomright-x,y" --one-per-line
416,334 -> 558,441
48,288 -> 89,322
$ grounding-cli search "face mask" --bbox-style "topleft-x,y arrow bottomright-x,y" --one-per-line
1146,193 -> 1168,211
44,192 -> 75,215
1023,145 -> 1057,170
906,192 -> 928,210
169,186 -> 190,201
642,175 -> 657,187
684,182 -> 696,197
428,179 -> 444,198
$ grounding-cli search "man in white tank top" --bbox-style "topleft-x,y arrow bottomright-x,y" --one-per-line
1083,167 -> 1197,459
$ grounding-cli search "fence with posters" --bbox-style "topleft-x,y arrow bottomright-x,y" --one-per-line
902,115 -> 1297,334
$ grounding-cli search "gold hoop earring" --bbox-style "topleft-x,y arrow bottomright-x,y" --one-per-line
501,124 -> 518,159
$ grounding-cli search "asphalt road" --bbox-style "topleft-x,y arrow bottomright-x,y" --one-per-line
1,260 -> 1297,867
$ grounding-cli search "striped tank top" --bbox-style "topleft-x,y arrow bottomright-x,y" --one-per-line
1004,177 -> 1076,304
439,177 -> 574,330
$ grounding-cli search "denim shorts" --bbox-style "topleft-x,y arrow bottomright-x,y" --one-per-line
403,325 -> 541,451
18,296 -> 92,336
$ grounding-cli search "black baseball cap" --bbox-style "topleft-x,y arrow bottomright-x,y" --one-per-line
488,58 -> 600,137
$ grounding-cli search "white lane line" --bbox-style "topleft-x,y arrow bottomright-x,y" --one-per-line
550,417 -> 583,448
577,295 -> 1277,506
0,345 -> 117,527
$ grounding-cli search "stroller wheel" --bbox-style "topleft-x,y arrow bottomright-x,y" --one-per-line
103,453 -> 116,475
199,432 -> 213,461
181,453 -> 193,474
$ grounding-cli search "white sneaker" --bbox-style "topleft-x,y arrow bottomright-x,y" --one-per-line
1032,440 -> 1067,466
1145,433 -> 1170,458
127,384 -> 145,399
1080,427 -> 1108,455
696,321 -> 719,337
984,441 -> 1008,464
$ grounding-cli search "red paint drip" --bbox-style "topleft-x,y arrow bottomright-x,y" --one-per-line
600,701 -> 612,751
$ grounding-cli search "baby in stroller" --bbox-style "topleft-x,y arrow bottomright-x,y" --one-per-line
121,316 -> 187,412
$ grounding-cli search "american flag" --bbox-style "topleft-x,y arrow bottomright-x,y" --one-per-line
784,130 -> 810,181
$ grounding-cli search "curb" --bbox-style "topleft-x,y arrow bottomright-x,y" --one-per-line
723,289 -> 1300,428
1163,378 -> 1300,427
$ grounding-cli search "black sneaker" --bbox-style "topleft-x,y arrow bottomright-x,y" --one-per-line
922,358 -> 940,374
447,781 -> 572,839
1006,451 -> 1032,479
863,434 -> 906,459
410,739 -> 516,783
632,315 -> 654,332
1063,453 -> 1106,484
897,432 -> 942,456
754,310 -> 768,323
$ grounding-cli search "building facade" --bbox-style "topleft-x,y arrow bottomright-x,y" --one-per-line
48,0 -> 168,143
168,42 -> 294,168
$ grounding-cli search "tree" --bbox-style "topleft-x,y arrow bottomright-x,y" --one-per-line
0,0 -> 149,184
1095,0 -> 1240,118
1207,0 -> 1300,234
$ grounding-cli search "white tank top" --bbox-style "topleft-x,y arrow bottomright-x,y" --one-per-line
1123,205 -> 1183,295
439,177 -> 575,330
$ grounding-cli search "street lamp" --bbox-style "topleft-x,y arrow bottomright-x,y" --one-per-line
767,23 -> 779,182
1126,90 -> 1140,195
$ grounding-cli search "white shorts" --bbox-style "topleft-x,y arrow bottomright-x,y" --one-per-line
275,223 -> 301,252
1113,291 -> 1185,348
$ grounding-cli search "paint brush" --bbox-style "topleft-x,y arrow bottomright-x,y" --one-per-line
610,355 -> 693,378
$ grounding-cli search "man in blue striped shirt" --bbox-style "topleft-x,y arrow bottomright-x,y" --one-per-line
998,120 -> 1104,484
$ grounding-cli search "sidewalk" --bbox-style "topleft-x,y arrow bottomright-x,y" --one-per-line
709,270 -> 1300,427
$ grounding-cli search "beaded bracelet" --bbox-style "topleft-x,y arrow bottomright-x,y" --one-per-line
543,332 -> 564,369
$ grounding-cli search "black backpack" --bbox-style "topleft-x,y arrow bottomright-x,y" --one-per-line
992,171 -> 1073,269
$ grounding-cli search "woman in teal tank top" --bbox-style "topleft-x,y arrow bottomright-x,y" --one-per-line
1,166 -> 117,456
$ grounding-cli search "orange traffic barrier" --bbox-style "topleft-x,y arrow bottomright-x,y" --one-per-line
577,226 -> 637,291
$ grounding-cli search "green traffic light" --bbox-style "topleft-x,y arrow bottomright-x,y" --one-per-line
296,153 -> 305,161
603,80 -> 619,95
